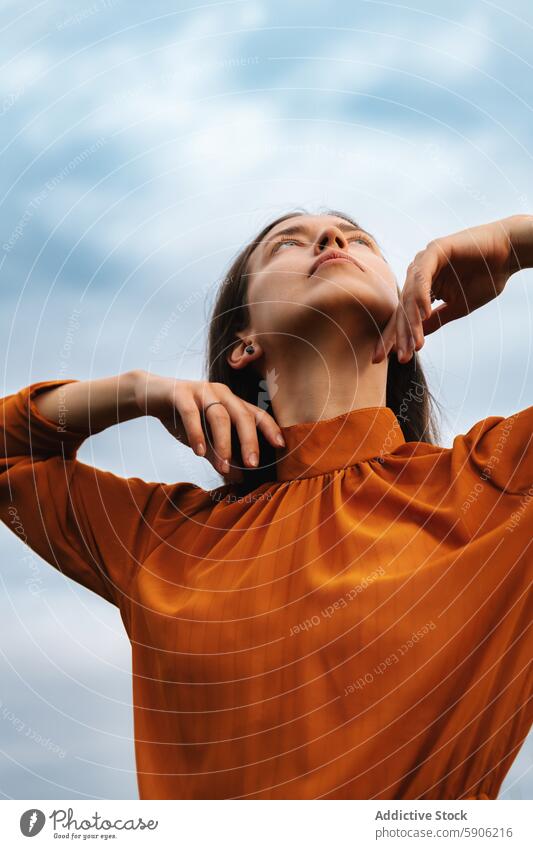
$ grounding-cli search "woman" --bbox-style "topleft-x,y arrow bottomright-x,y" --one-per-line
1,210 -> 532,800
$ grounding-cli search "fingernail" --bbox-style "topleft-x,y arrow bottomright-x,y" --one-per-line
397,347 -> 404,359
222,459 -> 230,472
276,433 -> 285,447
196,443 -> 205,456
248,452 -> 258,467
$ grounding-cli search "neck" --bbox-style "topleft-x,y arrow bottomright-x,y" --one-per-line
263,332 -> 388,428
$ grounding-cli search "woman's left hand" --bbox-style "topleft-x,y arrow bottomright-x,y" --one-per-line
372,214 -> 533,364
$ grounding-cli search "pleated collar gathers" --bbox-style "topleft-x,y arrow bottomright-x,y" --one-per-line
274,405 -> 406,481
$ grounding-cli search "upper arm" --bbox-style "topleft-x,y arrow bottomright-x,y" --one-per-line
0,379 -> 201,610
452,405 -> 533,541
454,406 -> 533,496
10,455 -> 169,607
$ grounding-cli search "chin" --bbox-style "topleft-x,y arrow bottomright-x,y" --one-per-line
308,282 -> 396,320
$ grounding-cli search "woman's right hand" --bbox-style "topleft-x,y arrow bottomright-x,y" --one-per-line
132,370 -> 285,483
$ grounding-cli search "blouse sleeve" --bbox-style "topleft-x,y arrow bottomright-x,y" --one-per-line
446,406 -> 532,795
0,378 -> 200,610
451,404 -> 533,538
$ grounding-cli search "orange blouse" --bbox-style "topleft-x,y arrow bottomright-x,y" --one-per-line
1,378 -> 532,800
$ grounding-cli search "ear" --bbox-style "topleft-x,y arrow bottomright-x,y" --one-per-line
226,335 -> 264,371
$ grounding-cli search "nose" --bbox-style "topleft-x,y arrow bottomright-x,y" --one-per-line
315,225 -> 348,254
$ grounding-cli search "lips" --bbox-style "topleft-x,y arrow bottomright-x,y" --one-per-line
309,250 -> 363,277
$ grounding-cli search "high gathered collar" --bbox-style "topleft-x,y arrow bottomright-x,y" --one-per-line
274,405 -> 406,481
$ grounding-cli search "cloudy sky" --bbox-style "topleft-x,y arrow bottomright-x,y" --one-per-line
1,0 -> 531,799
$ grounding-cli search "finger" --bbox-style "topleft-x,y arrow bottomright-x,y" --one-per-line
204,442 -> 243,482
223,401 -> 262,468
401,295 -> 425,355
174,401 -> 207,456
401,242 -> 450,349
412,245 -> 446,312
225,452 -> 245,483
243,402 -> 286,449
173,391 -> 242,477
372,309 -> 397,363
203,403 -> 233,474
396,300 -> 414,362
406,297 -> 426,352
421,300 -> 464,334
380,318 -> 403,361
401,304 -> 426,363
221,396 -> 286,467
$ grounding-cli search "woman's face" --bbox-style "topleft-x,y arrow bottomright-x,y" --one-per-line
244,213 -> 399,343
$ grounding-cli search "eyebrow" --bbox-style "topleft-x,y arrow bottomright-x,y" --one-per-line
260,221 -> 378,256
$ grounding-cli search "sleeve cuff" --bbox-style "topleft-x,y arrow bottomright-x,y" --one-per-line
19,379 -> 93,456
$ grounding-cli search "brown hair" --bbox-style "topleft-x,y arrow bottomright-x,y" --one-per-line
204,208 -> 442,494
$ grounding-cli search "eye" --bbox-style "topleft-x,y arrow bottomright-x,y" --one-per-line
349,233 -> 373,247
272,238 -> 301,253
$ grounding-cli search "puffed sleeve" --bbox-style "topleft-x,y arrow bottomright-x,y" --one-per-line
450,404 -> 532,535
447,406 -> 532,797
0,379 -> 201,612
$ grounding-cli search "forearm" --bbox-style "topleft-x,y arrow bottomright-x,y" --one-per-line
32,369 -> 144,435
508,214 -> 533,273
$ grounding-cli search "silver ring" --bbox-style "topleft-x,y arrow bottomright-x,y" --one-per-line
204,401 -> 224,413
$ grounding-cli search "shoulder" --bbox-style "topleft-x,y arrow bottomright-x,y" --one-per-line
455,405 -> 532,444
141,476 -> 278,520
158,478 -> 214,515
375,405 -> 532,495
450,405 -> 533,495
